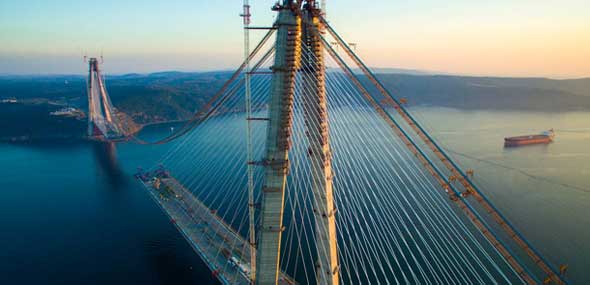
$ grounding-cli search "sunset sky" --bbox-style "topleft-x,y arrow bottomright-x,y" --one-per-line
1,0 -> 588,78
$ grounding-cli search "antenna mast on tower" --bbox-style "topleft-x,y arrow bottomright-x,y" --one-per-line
240,0 -> 256,283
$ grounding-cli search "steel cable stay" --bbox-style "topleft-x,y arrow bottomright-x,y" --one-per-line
319,67 -> 419,284
300,23 -> 536,282
322,51 -> 516,284
289,58 -> 342,283
330,92 -> 512,282
281,156 -> 311,283
166,118 -> 245,207
136,5 -> 569,285
154,54 -> 275,177
324,75 -> 504,282
320,48 -> 458,282
295,59 -> 409,284
328,84 -> 476,282
314,33 -> 524,282
272,21 -> 341,285
285,114 -> 323,284
158,69 -> 273,179
316,15 -> 567,285
284,44 -> 512,282
294,65 -> 500,280
162,76 -> 271,222
156,77 -> 247,171
286,75 -> 328,283
282,69 -> 324,284
331,111 -> 456,284
392,106 -> 585,210
144,63 -> 275,282
307,21 -> 544,284
445,148 -> 590,194
127,29 -> 276,145
292,81 -> 364,284
163,81 -> 271,218
278,52 -> 352,284
296,60 -> 398,282
306,75 -> 374,280
304,63 -> 390,282
165,78 -> 269,224
300,44 -> 440,282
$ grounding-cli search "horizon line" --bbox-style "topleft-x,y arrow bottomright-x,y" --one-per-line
0,68 -> 588,81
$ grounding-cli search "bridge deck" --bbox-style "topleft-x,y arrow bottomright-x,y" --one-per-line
137,171 -> 296,285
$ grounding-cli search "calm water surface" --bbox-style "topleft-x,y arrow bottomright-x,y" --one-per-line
1,107 -> 588,284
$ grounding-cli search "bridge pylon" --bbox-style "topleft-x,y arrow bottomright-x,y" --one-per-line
86,57 -> 124,140
132,1 -> 570,283
255,1 -> 301,284
256,1 -> 338,284
300,2 -> 339,285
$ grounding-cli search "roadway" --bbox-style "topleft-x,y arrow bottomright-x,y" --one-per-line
137,170 -> 296,285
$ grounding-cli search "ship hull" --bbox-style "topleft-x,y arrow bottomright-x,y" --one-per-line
504,134 -> 553,147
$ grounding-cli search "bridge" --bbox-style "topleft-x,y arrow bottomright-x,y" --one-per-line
85,57 -> 139,141
89,1 -> 569,284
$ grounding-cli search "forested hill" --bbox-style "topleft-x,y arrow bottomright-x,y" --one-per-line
1,72 -> 589,125
374,74 -> 590,111
0,71 -> 232,124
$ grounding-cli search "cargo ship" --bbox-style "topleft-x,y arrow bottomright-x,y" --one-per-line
504,129 -> 555,147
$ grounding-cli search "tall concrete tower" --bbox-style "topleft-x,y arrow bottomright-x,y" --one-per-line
86,58 -> 121,139
255,1 -> 302,283
255,1 -> 338,284
300,2 -> 339,284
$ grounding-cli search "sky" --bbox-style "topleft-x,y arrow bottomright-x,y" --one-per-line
0,0 -> 588,78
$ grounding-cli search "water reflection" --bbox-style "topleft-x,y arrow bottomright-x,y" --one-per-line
92,141 -> 126,189
1,108 -> 588,283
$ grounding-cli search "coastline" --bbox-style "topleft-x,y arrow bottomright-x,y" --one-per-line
0,119 -> 188,144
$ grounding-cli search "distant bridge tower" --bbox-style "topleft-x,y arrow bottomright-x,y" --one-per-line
86,58 -> 122,140
256,1 -> 338,284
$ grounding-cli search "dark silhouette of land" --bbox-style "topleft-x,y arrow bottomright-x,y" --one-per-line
1,71 -> 588,141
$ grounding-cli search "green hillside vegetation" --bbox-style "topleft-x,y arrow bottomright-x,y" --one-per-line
374,74 -> 590,111
0,72 -> 588,141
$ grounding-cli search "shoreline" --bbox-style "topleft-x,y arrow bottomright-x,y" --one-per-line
0,119 -> 189,144
3,107 -> 590,144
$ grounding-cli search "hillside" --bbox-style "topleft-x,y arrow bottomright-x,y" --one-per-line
374,74 -> 590,111
0,103 -> 86,141
0,72 -> 232,126
0,72 -> 589,141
